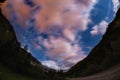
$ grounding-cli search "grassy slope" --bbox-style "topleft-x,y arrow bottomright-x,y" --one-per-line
67,8 -> 120,77
0,9 -> 48,80
0,8 -> 65,80
0,63 -> 36,80
68,64 -> 120,80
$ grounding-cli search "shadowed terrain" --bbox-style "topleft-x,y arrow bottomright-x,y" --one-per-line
0,0 -> 120,80
0,8 -> 65,80
68,64 -> 120,80
0,8 -> 47,80
66,8 -> 120,79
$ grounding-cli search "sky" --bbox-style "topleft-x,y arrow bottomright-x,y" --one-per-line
1,0 -> 119,70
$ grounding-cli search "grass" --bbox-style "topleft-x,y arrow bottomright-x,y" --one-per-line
0,63 -> 36,80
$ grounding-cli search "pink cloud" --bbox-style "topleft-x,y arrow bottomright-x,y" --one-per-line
1,0 -> 31,27
31,40 -> 41,50
90,20 -> 108,36
43,37 -> 86,68
2,0 -> 98,70
34,0 -> 97,32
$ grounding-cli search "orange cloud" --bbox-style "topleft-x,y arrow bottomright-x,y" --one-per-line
2,0 -> 97,69
43,36 -> 86,66
1,0 -> 31,27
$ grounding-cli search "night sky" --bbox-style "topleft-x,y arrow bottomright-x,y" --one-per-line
1,0 -> 119,70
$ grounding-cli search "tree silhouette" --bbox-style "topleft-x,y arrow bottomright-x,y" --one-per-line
24,45 -> 28,51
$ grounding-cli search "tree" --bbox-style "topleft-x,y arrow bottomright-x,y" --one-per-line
24,45 -> 28,51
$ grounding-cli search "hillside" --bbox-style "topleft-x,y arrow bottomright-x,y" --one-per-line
67,8 -> 120,77
1,1 -> 120,80
68,64 -> 120,80
0,8 -> 49,80
0,7 -> 66,80
0,63 -> 38,80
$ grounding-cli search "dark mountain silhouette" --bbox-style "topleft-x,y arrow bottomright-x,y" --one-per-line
66,8 -> 120,77
0,9 -> 48,80
1,1 -> 120,80
0,7 -> 65,80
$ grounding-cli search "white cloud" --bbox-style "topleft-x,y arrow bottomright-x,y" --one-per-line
2,0 -> 98,31
2,0 -> 97,70
42,60 -> 60,70
91,20 -> 108,36
34,0 -> 98,32
112,0 -> 120,13
43,36 -> 87,67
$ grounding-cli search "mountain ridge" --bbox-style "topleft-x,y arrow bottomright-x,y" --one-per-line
0,8 -> 48,80
0,7 -> 65,80
1,1 -> 120,79
66,8 -> 120,77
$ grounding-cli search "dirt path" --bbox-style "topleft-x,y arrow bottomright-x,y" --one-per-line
67,64 -> 120,80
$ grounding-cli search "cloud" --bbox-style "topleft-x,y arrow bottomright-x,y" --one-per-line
42,60 -> 60,70
34,0 -> 98,32
1,0 -> 32,27
90,20 -> 108,36
2,0 -> 98,31
31,40 -> 42,50
2,0 -> 98,70
112,0 -> 120,13
43,36 -> 86,68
